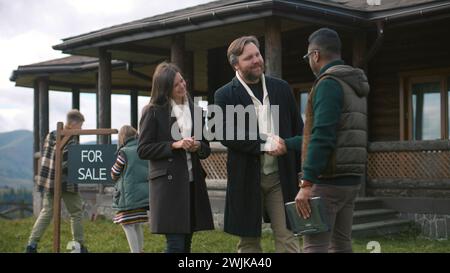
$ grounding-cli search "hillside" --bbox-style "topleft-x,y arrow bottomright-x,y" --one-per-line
0,130 -> 33,189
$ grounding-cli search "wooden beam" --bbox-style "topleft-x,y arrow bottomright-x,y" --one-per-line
38,78 -> 49,151
61,128 -> 118,136
47,80 -> 150,92
72,88 -> 80,110
264,18 -> 282,78
112,84 -> 151,91
126,62 -> 152,82
47,81 -> 93,90
109,43 -> 170,56
171,34 -> 185,72
98,48 -> 112,144
130,91 -> 138,129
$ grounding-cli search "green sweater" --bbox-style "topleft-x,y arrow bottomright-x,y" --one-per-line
285,60 -> 360,185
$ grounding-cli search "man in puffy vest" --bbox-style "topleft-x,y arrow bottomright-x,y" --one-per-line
295,28 -> 370,253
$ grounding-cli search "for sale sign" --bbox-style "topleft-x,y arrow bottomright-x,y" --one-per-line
68,144 -> 117,184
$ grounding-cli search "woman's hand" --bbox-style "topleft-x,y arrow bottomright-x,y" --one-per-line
172,137 -> 195,151
187,139 -> 201,152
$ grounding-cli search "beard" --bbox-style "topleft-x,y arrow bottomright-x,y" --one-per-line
240,64 -> 264,83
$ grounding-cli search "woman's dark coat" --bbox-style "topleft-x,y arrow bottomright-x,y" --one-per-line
138,102 -> 214,234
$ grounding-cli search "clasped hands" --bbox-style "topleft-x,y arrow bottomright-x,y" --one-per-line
265,134 -> 287,156
172,137 -> 200,152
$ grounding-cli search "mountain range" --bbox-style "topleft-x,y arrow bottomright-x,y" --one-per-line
0,130 -> 34,189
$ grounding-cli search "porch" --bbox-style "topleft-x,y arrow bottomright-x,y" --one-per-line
201,140 -> 450,239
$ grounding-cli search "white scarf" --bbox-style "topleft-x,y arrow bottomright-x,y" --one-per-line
235,71 -> 276,152
170,97 -> 194,181
170,98 -> 192,139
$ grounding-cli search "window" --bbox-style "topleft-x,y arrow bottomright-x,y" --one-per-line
411,81 -> 441,140
401,71 -> 450,140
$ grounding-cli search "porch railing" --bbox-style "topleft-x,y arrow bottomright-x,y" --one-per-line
201,140 -> 450,198
367,140 -> 450,197
201,142 -> 227,182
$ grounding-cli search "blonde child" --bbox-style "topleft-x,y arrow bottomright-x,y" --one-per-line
111,125 -> 149,253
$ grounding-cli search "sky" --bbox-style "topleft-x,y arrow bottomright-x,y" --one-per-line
0,0 -> 213,141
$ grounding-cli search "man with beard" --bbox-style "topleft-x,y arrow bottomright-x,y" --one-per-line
214,36 -> 303,253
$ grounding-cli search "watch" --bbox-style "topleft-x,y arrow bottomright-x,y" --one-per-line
299,180 -> 313,188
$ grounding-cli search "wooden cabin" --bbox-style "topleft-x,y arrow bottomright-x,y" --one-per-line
11,0 -> 450,239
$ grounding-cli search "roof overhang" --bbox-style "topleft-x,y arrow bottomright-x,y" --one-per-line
53,0 -> 367,54
53,0 -> 450,56
10,56 -> 153,95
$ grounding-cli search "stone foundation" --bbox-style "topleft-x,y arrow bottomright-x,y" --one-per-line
399,212 -> 450,240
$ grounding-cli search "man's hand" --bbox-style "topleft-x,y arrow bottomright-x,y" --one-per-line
267,135 -> 287,156
295,182 -> 312,219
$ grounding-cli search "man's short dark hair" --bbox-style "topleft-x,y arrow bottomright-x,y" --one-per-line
308,28 -> 341,57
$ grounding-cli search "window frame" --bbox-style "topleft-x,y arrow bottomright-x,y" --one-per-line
400,69 -> 450,140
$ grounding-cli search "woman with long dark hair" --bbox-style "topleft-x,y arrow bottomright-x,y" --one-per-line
137,62 -> 213,253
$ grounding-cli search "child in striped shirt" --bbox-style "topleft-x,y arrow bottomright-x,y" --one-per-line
111,125 -> 149,253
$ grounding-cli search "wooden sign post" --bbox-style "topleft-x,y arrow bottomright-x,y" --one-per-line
52,122 -> 118,253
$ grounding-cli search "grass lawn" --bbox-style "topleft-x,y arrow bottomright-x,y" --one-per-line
1,217 -> 449,253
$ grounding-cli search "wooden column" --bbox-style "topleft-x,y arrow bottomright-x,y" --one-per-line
353,31 -> 368,71
95,73 -> 99,130
33,81 -> 40,156
352,31 -> 368,197
171,34 -> 185,72
33,80 -> 42,215
130,90 -> 138,129
264,18 -> 282,78
97,48 -> 112,144
207,48 -> 221,105
72,88 -> 80,110
38,78 -> 49,151
185,51 -> 194,96
171,34 -> 194,96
